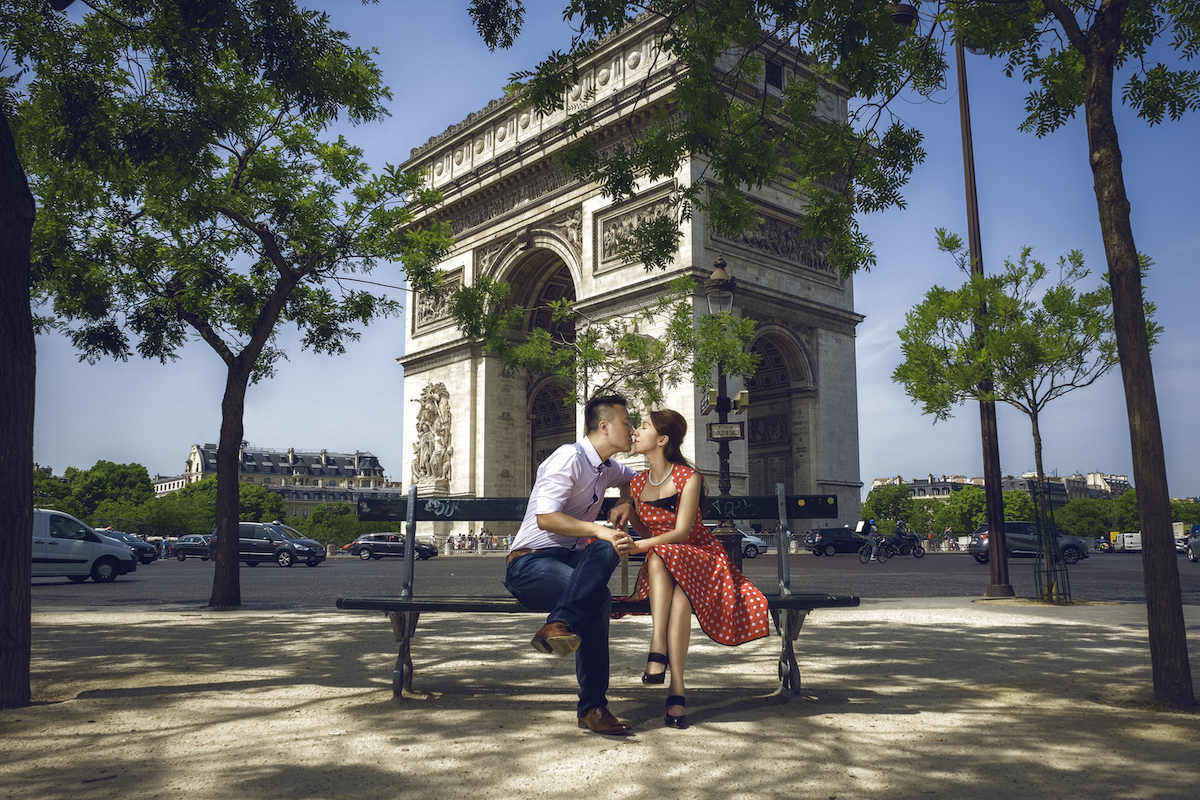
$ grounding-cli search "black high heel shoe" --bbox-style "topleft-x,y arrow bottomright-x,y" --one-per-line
664,695 -> 687,729
642,652 -> 668,684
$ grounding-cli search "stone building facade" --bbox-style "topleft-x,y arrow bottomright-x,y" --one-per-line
183,444 -> 401,518
398,16 -> 863,532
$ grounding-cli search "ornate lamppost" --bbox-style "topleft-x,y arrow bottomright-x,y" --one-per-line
704,255 -> 744,569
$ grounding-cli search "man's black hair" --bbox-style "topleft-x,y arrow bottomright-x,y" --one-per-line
584,394 -> 628,433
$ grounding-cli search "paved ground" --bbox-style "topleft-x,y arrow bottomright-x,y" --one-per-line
4,598 -> 1200,799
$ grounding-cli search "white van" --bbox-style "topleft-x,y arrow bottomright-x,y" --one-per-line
33,508 -> 138,583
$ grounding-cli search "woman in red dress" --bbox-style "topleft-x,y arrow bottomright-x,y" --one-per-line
625,409 -> 769,728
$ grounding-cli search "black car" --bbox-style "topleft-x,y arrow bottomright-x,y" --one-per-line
968,521 -> 1089,565
173,534 -> 213,561
99,529 -> 159,564
209,522 -> 326,567
804,527 -> 867,556
346,532 -> 438,561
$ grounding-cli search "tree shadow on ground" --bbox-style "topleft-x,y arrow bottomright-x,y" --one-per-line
3,604 -> 1198,800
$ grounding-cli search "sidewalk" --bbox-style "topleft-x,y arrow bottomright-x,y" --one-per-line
4,598 -> 1199,799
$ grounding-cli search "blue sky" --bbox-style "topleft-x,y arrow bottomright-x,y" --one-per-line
33,2 -> 1200,499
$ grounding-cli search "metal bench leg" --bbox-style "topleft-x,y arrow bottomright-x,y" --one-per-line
772,608 -> 809,696
387,610 -> 420,698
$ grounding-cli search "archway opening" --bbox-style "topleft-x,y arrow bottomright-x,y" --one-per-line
745,339 -> 795,496
506,251 -> 578,480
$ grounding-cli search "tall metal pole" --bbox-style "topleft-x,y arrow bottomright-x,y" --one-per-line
956,36 -> 1012,597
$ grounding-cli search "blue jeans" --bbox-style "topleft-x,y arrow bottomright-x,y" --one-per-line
503,543 -> 620,717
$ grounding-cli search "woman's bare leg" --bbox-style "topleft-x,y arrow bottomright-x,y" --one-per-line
645,552 -> 675,676
666,584 -> 692,716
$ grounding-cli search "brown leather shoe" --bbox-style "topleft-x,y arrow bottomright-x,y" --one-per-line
531,621 -> 581,655
577,705 -> 632,735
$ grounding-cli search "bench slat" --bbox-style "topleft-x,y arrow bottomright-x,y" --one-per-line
354,493 -> 840,522
336,593 -> 859,614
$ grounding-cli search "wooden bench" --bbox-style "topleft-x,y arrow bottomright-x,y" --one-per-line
340,485 -> 858,699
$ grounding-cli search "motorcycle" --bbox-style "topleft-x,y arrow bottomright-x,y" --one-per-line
891,529 -> 927,558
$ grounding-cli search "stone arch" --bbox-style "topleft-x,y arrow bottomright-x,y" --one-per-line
495,243 -> 581,482
744,329 -> 816,495
527,375 -> 576,480
747,323 -> 814,389
497,246 -> 578,339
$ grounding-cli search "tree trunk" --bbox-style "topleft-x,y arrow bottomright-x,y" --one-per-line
0,112 -> 36,708
1084,13 -> 1194,708
1029,408 -> 1057,600
207,359 -> 254,608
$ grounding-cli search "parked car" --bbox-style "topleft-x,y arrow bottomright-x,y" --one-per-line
701,523 -> 771,558
803,527 -> 868,557
208,522 -> 326,567
173,534 -> 213,561
98,529 -> 158,564
1186,529 -> 1200,563
741,533 -> 770,559
967,521 -> 1089,565
345,532 -> 438,561
33,509 -> 138,582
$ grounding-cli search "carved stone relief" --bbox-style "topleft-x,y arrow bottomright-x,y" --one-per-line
599,196 -> 675,265
411,382 -> 453,492
447,168 -> 578,236
414,271 -> 461,332
749,414 -> 789,445
550,209 -> 583,255
475,242 -> 506,276
711,216 -> 835,277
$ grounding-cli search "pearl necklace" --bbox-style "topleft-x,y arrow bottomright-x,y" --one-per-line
647,465 -> 671,486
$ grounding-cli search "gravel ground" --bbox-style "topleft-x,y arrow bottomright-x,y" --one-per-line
3,597 -> 1199,800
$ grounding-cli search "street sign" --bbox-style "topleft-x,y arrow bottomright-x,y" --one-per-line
707,422 -> 744,441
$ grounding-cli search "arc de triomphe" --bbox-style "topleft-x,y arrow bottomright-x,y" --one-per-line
398,16 -> 863,535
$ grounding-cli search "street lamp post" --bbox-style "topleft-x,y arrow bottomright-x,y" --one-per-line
704,256 -> 743,569
891,4 -> 1012,596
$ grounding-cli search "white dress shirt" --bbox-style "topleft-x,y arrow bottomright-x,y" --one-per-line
510,437 -> 635,552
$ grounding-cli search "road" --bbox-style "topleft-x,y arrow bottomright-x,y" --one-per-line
31,550 -> 1200,609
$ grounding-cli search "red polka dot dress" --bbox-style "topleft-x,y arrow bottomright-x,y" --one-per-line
624,464 -> 770,646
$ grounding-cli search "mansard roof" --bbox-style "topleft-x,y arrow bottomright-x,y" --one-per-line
191,444 -> 386,477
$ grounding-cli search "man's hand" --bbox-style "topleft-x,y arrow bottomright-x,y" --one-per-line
598,525 -> 633,556
607,501 -> 635,530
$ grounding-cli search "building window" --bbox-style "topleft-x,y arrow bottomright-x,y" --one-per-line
766,60 -> 783,89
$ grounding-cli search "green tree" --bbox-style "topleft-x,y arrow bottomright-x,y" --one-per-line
861,484 -> 915,535
893,235 -> 1144,600
1003,490 -> 1036,522
1113,489 -> 1141,533
909,499 -> 941,538
17,2 -> 452,612
1055,497 -> 1118,539
468,0 -> 1200,709
0,0 -> 48,710
294,502 -> 383,543
1170,500 -> 1200,527
132,495 -> 200,539
936,484 -> 988,536
62,461 -> 153,518
170,477 -> 284,525
31,468 -> 73,513
0,0 -> 434,707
